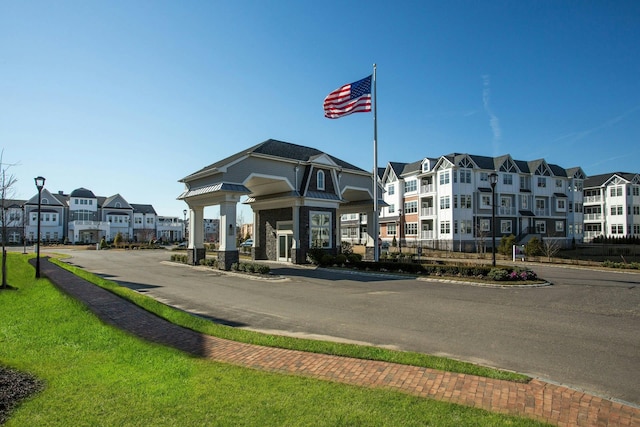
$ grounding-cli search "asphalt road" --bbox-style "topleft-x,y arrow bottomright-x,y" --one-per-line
45,248 -> 640,405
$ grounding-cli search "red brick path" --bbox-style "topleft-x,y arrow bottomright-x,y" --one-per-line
41,258 -> 640,426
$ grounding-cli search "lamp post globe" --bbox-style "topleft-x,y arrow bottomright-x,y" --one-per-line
34,176 -> 46,278
489,172 -> 498,267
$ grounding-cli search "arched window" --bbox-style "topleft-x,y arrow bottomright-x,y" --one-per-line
317,170 -> 325,190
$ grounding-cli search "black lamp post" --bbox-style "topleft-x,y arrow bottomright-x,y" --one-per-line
183,209 -> 187,242
489,172 -> 498,267
34,176 -> 45,278
21,205 -> 26,254
397,208 -> 403,253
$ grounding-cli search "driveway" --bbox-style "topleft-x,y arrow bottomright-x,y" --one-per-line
45,248 -> 640,405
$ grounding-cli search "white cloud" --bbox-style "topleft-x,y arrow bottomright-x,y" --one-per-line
482,75 -> 502,152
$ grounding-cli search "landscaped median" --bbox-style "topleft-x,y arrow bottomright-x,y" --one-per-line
0,253 -> 548,426
306,247 -> 547,286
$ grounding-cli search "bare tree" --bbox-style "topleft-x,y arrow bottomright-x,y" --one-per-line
541,236 -> 562,261
0,151 -> 19,289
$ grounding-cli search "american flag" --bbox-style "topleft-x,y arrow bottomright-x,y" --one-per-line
323,75 -> 372,119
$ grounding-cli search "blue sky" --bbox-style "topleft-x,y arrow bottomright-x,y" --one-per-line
2,1 -> 639,220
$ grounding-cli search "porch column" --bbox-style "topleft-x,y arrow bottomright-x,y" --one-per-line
292,206 -> 301,263
364,211 -> 377,261
218,200 -> 239,270
187,206 -> 205,265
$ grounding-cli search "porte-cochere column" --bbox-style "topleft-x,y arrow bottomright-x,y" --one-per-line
186,206 -> 205,265
218,200 -> 239,270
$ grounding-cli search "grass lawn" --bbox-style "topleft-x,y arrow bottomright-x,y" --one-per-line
1,254 -> 548,426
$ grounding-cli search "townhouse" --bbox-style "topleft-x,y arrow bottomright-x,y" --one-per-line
1,187 -> 185,245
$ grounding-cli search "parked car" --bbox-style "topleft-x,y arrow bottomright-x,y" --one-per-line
240,239 -> 253,247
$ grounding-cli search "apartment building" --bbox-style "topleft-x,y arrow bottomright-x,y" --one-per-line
377,153 -> 586,251
583,172 -> 640,241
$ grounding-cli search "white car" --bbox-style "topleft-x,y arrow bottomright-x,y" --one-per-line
240,239 -> 253,247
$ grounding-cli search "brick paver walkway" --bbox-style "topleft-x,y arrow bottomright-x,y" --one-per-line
39,258 -> 640,427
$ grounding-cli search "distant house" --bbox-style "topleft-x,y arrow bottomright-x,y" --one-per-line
16,188 -> 184,245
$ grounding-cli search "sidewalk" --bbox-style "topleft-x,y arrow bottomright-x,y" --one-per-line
39,257 -> 639,427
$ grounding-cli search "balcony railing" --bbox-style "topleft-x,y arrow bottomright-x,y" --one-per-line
584,196 -> 601,203
498,206 -> 516,216
535,209 -> 549,216
420,207 -> 435,216
421,184 -> 434,193
420,230 -> 434,240
584,213 -> 602,221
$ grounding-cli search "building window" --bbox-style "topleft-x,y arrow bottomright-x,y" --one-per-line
556,221 -> 564,232
404,201 -> 417,214
481,195 -> 491,209
520,195 -> 529,210
387,223 -> 396,236
480,172 -> 488,182
310,211 -> 331,248
501,220 -> 512,234
535,220 -> 546,234
405,222 -> 417,235
439,196 -> 450,210
439,171 -> 450,185
503,174 -> 513,185
440,221 -> 451,234
537,177 -> 546,188
460,195 -> 472,209
556,199 -> 566,212
388,184 -> 395,195
555,179 -> 563,188
388,204 -> 395,214
480,219 -> 490,232
317,170 -> 325,191
459,169 -> 471,184
404,180 -> 417,192
460,220 -> 472,234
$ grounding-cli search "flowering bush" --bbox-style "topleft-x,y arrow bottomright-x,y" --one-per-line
489,268 -> 537,282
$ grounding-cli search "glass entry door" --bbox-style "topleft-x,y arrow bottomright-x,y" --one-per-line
278,233 -> 293,262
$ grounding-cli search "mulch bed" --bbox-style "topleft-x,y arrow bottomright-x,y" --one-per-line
0,367 -> 43,424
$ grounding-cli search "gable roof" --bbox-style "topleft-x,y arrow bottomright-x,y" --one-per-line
131,204 -> 157,215
181,139 -> 366,182
584,172 -> 638,188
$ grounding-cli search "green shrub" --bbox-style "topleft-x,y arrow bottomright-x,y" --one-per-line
340,241 -> 353,255
487,268 -> 509,281
320,254 -> 334,266
347,253 -> 362,263
335,254 -> 347,265
525,237 -> 543,256
498,234 -> 516,256
307,248 -> 328,265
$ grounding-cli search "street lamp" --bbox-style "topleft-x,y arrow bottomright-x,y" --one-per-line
489,172 -> 498,267
397,208 -> 403,253
183,209 -> 187,242
21,205 -> 26,254
34,176 -> 45,278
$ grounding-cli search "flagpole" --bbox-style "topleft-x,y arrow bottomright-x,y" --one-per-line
372,63 -> 379,262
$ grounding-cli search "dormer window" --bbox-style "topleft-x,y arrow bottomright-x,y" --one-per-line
317,170 -> 325,191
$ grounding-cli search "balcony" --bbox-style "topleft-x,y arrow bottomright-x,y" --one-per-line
498,206 -> 516,216
535,209 -> 549,216
420,230 -> 434,240
584,195 -> 601,204
420,184 -> 434,193
420,207 -> 435,216
584,213 -> 602,221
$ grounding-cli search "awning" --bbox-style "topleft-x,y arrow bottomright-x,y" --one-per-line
554,193 -> 567,198
478,187 -> 492,192
519,210 -> 535,216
